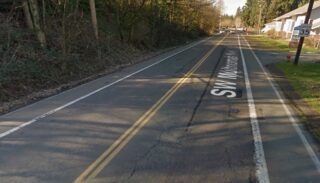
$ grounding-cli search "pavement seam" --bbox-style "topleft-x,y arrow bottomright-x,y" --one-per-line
186,46 -> 226,129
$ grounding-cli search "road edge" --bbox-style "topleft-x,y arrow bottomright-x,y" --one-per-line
266,63 -> 320,142
0,36 -> 215,115
241,35 -> 320,174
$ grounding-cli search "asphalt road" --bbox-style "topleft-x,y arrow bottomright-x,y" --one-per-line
0,34 -> 319,183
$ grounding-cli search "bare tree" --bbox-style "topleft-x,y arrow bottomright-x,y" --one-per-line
22,1 -> 33,29
25,0 -> 46,47
89,0 -> 99,40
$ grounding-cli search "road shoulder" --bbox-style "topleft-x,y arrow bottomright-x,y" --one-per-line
266,63 -> 320,142
245,35 -> 320,144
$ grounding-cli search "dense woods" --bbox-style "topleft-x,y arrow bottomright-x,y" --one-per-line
0,0 -> 219,106
1,0 -> 219,49
240,0 -> 309,28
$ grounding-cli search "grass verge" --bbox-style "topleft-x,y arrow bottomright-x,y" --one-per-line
275,62 -> 320,113
275,62 -> 320,140
246,35 -> 320,53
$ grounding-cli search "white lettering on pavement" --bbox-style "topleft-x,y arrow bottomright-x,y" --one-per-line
211,50 -> 239,98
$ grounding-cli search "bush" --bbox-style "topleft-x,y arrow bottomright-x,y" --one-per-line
304,36 -> 320,49
266,29 -> 281,39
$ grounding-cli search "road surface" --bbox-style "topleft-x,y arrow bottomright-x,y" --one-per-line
0,34 -> 319,183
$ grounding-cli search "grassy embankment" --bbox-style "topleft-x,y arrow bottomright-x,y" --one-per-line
246,35 -> 320,140
246,35 -> 320,53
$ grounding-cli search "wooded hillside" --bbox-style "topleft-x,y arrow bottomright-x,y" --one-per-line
0,0 -> 219,106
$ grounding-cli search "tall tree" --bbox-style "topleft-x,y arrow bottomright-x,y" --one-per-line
241,0 -> 258,27
22,1 -> 33,30
89,0 -> 98,40
241,0 -> 304,27
267,0 -> 296,21
236,6 -> 241,17
25,0 -> 46,47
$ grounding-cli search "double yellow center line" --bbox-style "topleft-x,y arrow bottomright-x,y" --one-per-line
74,36 -> 226,183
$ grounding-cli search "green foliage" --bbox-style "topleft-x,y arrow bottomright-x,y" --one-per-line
267,0 -> 295,21
240,0 -> 257,27
240,0 -> 308,27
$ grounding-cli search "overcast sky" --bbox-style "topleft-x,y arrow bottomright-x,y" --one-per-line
223,0 -> 246,15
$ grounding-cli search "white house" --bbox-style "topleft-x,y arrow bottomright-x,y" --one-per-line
266,1 -> 320,38
262,22 -> 275,33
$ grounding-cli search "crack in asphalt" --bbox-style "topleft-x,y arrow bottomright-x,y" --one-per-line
128,125 -> 183,179
185,46 -> 226,130
128,132 -> 163,179
128,46 -> 226,180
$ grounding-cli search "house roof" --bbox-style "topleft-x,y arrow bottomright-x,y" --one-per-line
274,1 -> 320,21
264,21 -> 275,26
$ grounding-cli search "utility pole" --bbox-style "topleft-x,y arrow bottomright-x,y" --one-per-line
294,0 -> 314,65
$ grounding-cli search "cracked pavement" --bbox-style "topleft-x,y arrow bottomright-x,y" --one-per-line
1,34 -> 320,183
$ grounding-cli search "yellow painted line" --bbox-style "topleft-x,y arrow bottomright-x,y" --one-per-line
74,36 -> 226,183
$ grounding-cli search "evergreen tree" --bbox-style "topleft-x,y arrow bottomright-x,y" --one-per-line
241,0 -> 310,27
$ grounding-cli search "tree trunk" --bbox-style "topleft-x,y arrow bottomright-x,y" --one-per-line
22,1 -> 33,29
28,0 -> 46,47
89,0 -> 99,40
116,3 -> 124,41
41,0 -> 46,29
